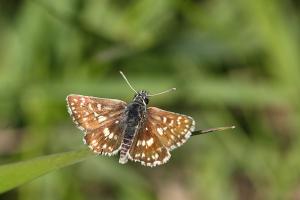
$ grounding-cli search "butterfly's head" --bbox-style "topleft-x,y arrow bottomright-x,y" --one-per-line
133,90 -> 149,105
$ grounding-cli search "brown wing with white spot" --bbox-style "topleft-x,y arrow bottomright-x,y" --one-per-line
84,120 -> 124,155
67,95 -> 126,131
128,107 -> 195,167
66,94 -> 127,156
128,127 -> 171,167
146,107 -> 195,151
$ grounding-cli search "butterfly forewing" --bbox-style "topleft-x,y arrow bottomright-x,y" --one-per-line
146,107 -> 195,150
67,95 -> 126,131
67,94 -> 127,155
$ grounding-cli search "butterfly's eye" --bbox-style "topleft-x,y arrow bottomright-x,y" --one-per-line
144,97 -> 149,104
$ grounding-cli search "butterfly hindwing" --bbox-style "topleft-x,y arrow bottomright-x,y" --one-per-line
84,120 -> 124,155
67,94 -> 127,156
129,126 -> 171,167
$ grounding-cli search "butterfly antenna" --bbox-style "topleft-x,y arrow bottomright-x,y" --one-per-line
120,71 -> 138,94
192,125 -> 235,136
148,88 -> 176,97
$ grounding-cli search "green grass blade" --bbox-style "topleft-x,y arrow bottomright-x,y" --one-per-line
0,149 -> 93,194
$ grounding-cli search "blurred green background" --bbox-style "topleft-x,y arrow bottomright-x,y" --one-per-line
1,0 -> 300,199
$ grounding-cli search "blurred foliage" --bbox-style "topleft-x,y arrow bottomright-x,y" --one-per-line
0,0 -> 300,199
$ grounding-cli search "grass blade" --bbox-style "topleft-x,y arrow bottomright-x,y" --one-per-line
0,149 -> 93,194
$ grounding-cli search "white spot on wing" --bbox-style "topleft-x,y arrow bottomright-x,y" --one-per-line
103,128 -> 110,137
146,138 -> 154,146
157,128 -> 163,135
163,117 -> 167,123
91,140 -> 98,145
108,132 -> 114,139
98,116 -> 107,123
170,128 -> 175,134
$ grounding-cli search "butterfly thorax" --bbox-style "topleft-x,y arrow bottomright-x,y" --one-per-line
119,91 -> 148,164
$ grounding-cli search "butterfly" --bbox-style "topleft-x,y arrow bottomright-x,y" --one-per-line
67,71 -> 233,167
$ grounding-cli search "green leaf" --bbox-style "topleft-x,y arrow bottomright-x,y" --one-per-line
0,149 -> 93,194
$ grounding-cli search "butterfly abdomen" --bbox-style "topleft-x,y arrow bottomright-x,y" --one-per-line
119,126 -> 135,164
119,102 -> 145,164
